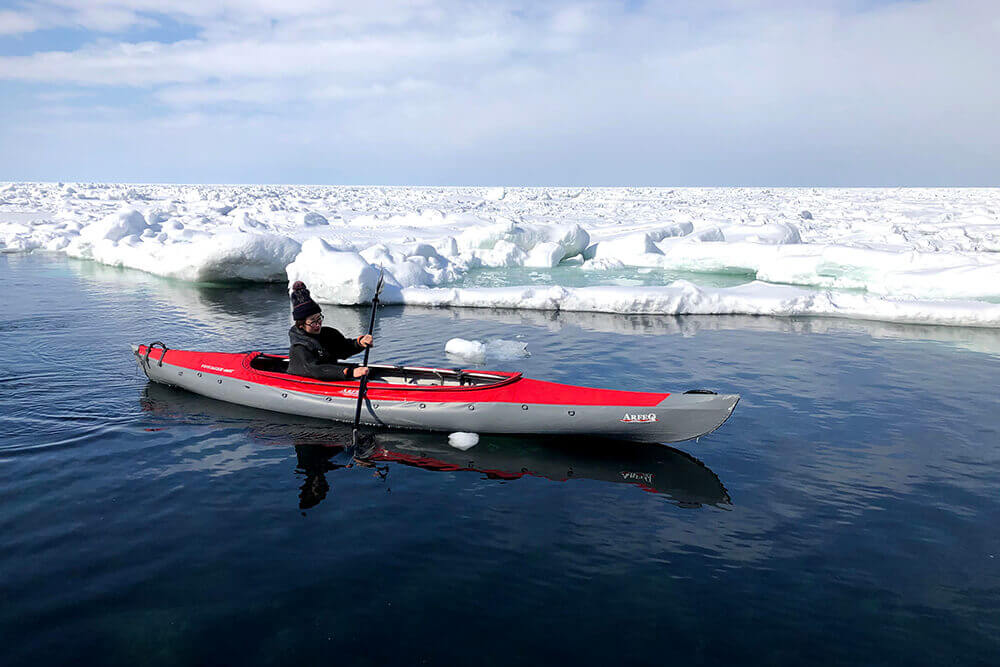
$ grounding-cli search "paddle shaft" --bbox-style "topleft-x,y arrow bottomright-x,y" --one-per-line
353,275 -> 383,445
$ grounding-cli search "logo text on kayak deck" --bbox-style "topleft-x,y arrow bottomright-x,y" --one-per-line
620,413 -> 657,423
200,364 -> 234,373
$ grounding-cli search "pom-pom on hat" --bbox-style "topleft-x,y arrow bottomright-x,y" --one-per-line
290,281 -> 322,321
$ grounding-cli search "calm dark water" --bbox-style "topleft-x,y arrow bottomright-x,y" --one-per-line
2,253 -> 999,666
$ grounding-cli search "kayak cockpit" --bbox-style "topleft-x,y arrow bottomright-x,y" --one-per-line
248,353 -> 520,388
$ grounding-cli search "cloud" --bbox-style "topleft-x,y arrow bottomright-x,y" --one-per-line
0,30 -> 516,86
1,0 -> 999,184
0,10 -> 41,35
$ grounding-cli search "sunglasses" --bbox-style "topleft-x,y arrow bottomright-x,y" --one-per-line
305,315 -> 323,326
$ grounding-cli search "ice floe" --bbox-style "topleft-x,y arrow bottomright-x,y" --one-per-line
2,183 -> 1000,327
445,337 -> 531,362
448,432 -> 479,450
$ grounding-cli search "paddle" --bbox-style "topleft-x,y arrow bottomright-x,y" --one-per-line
353,269 -> 385,447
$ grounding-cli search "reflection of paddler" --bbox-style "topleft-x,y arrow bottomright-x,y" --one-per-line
294,441 -> 391,510
294,444 -> 350,510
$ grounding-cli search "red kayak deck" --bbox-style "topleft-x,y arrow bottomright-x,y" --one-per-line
137,346 -> 670,408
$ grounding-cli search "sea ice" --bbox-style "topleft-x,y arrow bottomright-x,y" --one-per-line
445,338 -> 487,361
3,184 -> 1000,327
444,337 -> 530,361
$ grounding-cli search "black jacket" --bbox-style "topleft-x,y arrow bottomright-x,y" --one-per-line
287,325 -> 365,381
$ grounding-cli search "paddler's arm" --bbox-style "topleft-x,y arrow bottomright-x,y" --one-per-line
320,327 -> 372,357
290,342 -> 368,381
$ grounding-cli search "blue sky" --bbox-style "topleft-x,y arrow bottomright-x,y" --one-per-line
0,0 -> 997,185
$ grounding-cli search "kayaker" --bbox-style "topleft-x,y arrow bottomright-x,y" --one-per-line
288,281 -> 373,381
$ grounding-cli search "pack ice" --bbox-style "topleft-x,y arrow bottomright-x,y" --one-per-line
2,183 -> 1000,327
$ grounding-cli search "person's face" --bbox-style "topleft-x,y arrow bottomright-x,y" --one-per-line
304,313 -> 323,333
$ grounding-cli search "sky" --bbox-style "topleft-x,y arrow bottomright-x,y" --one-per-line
0,0 -> 997,186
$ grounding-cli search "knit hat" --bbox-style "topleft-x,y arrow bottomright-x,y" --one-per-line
290,281 -> 321,321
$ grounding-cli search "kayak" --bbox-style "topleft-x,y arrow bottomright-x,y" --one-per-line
132,342 -> 739,444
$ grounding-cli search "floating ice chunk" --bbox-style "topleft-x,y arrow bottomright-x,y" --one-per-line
287,238 -> 381,303
448,432 -> 479,450
485,187 -> 506,201
445,337 -> 530,361
445,338 -> 486,360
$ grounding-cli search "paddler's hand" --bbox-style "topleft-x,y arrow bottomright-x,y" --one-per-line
352,366 -> 370,378
358,334 -> 373,348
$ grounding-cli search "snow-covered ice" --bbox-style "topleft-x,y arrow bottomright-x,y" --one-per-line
3,183 -> 1000,327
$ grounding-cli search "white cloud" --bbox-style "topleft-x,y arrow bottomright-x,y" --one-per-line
0,10 -> 40,35
2,0 -> 999,184
0,30 -> 517,86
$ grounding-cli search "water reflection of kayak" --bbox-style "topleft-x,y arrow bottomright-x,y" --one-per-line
141,382 -> 731,508
358,433 -> 730,507
133,344 -> 739,444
